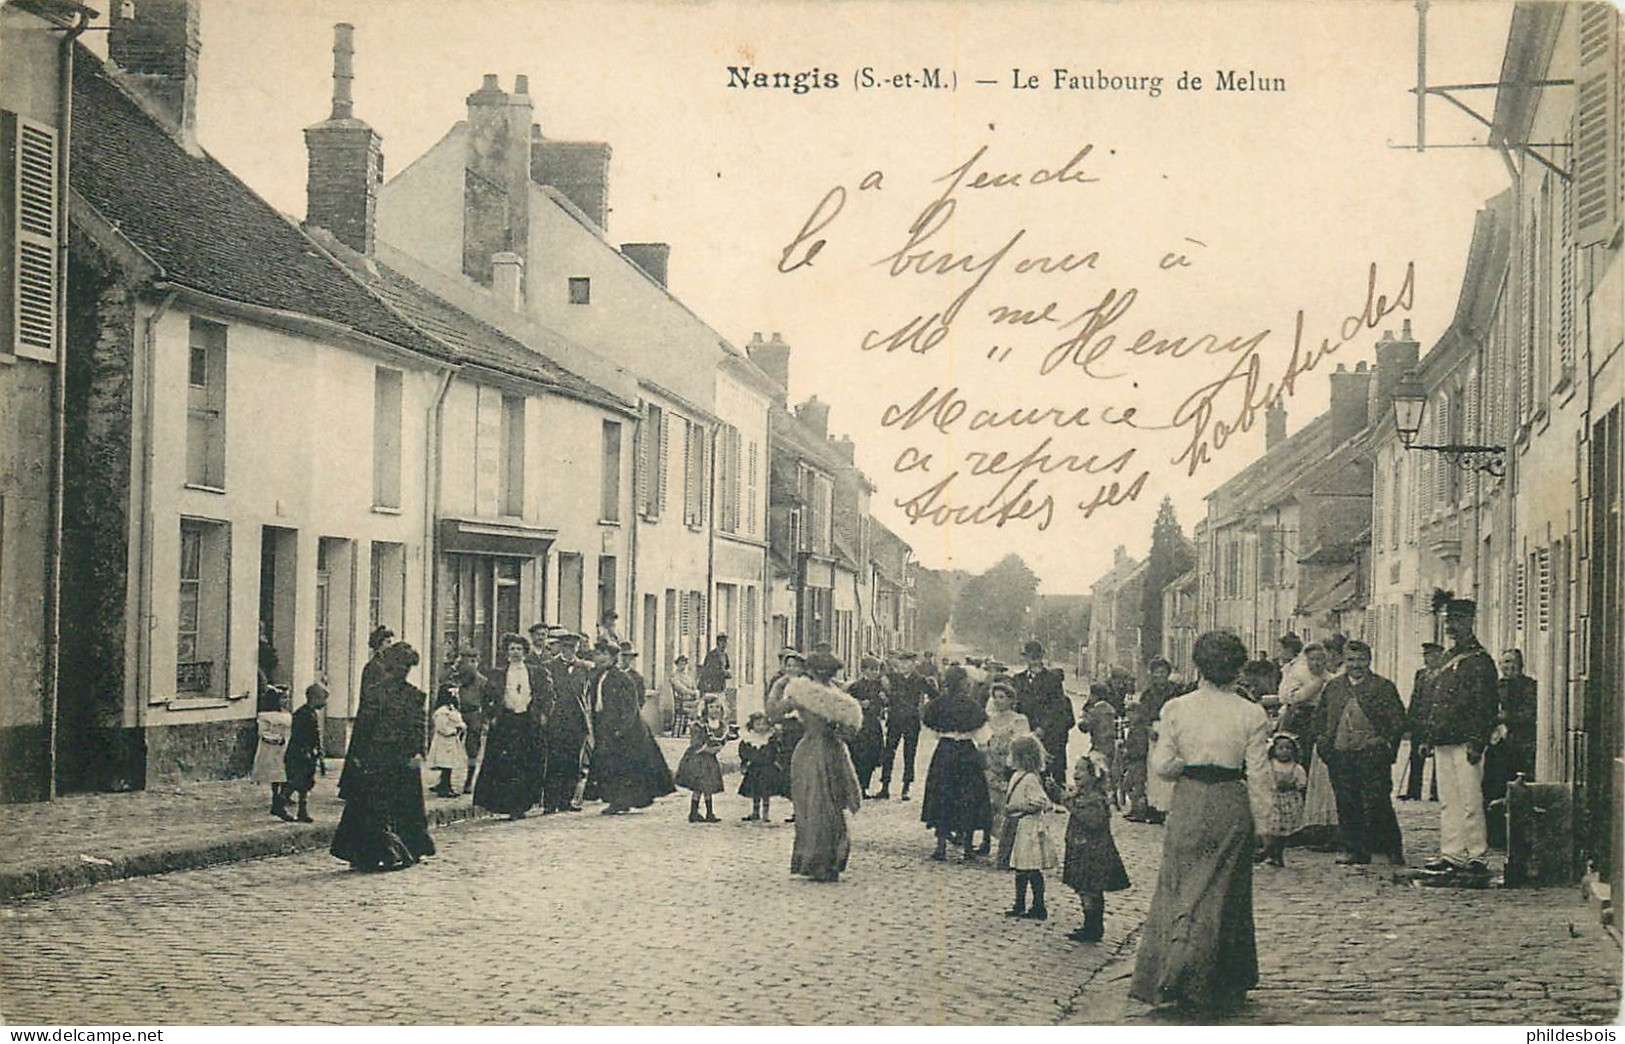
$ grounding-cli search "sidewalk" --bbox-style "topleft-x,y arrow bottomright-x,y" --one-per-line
0,736 -> 734,901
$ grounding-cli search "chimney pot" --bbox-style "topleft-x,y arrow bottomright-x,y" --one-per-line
514,74 -> 529,95
1402,319 -> 1413,339
482,73 -> 500,90
305,22 -> 382,253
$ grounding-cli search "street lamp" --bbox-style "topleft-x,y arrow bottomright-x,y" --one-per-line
1391,370 -> 1507,477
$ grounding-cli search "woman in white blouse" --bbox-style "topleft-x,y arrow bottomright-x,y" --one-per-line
472,634 -> 550,820
1130,630 -> 1272,1015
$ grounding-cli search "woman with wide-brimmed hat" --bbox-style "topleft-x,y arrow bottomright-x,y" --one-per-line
330,642 -> 436,871
769,650 -> 862,882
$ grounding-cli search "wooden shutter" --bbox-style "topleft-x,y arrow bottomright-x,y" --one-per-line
4,112 -> 58,361
636,402 -> 651,516
1559,162 -> 1577,379
1575,3 -> 1620,247
655,405 -> 668,518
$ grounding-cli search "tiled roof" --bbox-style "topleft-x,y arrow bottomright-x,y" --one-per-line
365,264 -> 633,412
71,51 -> 442,359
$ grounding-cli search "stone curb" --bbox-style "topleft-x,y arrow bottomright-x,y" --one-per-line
0,746 -> 741,904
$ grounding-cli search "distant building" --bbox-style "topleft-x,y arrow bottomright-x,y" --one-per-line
1087,547 -> 1144,682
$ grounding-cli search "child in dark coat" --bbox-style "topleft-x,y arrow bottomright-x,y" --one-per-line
737,712 -> 786,822
1061,751 -> 1130,942
675,695 -> 728,823
283,683 -> 327,823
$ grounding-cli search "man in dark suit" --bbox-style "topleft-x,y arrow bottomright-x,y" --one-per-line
1317,639 -> 1408,865
1013,640 -> 1075,788
541,632 -> 592,813
877,652 -> 935,800
1400,643 -> 1444,801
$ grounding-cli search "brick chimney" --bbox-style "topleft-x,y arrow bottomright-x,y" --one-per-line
747,332 -> 791,402
532,134 -> 612,231
1373,319 -> 1421,411
304,24 -> 384,255
463,74 -> 533,287
1328,361 -> 1375,446
620,243 -> 669,288
830,434 -> 855,463
1113,545 -> 1127,566
109,0 -> 200,146
795,395 -> 830,439
1265,397 -> 1287,450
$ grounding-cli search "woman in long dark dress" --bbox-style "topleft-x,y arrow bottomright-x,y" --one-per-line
769,651 -> 863,882
330,643 -> 436,871
1483,648 -> 1537,848
921,665 -> 992,862
473,633 -> 551,820
584,642 -> 676,814
1130,630 -> 1271,1014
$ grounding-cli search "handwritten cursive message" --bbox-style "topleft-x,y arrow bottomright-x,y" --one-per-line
775,138 -> 1415,533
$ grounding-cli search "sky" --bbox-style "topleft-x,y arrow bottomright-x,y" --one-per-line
102,0 -> 1519,592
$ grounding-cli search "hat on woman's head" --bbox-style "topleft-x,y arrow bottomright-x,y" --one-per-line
804,650 -> 842,677
381,642 -> 420,672
989,679 -> 1016,698
367,625 -> 395,651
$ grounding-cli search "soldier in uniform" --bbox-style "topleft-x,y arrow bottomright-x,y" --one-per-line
541,631 -> 593,813
1012,640 -> 1074,788
1416,599 -> 1500,877
1399,643 -> 1444,801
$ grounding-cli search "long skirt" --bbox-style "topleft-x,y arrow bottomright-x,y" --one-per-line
1292,749 -> 1341,848
790,723 -> 862,881
586,721 -> 676,809
921,737 -> 992,839
330,765 -> 436,871
474,709 -> 545,816
1129,777 -> 1258,1012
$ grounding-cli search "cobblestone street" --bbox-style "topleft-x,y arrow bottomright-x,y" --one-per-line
1,740 -> 1618,1025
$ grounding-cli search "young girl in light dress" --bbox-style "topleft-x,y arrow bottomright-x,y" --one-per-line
1261,733 -> 1308,867
426,688 -> 468,798
998,734 -> 1061,921
252,686 -> 294,821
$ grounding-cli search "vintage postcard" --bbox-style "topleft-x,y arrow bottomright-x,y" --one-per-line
0,0 -> 1620,1028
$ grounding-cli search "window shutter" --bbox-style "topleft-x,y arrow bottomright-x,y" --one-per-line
1520,216 -> 1536,422
1515,558 -> 1526,633
747,440 -> 759,536
5,112 -> 58,361
1372,472 -> 1385,556
1559,162 -> 1577,378
636,403 -> 651,516
1464,372 -> 1480,504
1433,397 -> 1450,507
731,428 -> 742,533
1575,3 -> 1620,247
1537,546 -> 1552,632
653,406 -> 667,518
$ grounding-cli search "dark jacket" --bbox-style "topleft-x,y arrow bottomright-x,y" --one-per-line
889,672 -> 938,722
1015,666 -> 1075,739
1405,666 -> 1436,738
1315,671 -> 1408,763
922,687 -> 989,735
698,647 -> 731,692
481,662 -> 554,730
1424,639 -> 1499,748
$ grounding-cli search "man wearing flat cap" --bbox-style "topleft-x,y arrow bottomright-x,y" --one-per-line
1417,599 -> 1499,876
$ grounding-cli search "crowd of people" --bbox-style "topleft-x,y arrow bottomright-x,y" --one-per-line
242,594 -> 1538,1015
